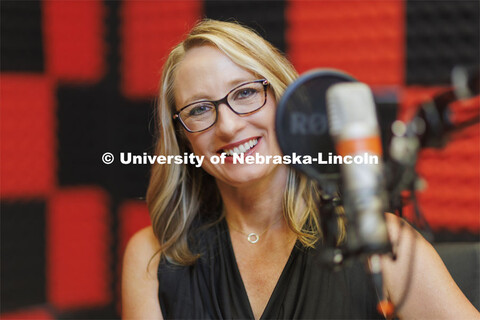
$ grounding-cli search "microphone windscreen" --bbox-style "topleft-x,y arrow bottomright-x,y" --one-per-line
275,69 -> 356,190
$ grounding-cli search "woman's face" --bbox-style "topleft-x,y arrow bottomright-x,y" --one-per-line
173,45 -> 284,187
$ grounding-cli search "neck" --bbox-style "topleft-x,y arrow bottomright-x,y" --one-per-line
217,165 -> 289,230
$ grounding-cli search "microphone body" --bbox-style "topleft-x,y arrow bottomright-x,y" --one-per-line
326,82 -> 390,254
327,82 -> 394,318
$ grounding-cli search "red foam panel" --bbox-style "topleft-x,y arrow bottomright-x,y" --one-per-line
0,75 -> 55,198
121,0 -> 201,99
287,0 -> 404,85
48,187 -> 111,309
43,0 -> 105,83
1,308 -> 53,320
401,88 -> 480,232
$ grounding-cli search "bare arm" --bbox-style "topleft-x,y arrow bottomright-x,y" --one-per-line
122,226 -> 164,320
382,213 -> 479,319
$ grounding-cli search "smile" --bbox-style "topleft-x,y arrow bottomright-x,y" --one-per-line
220,138 -> 259,157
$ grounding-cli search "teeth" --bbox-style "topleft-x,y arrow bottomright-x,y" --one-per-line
222,138 -> 258,156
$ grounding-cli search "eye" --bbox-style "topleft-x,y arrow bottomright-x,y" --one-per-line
233,87 -> 259,100
187,103 -> 214,117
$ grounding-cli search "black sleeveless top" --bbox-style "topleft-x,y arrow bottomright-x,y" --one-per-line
157,218 -> 384,319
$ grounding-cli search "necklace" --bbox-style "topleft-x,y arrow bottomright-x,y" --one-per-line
227,216 -> 283,244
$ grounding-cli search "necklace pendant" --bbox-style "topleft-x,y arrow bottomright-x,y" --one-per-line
247,233 -> 259,244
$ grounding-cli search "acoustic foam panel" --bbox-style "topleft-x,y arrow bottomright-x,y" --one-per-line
0,1 -> 44,72
48,188 -> 111,309
56,84 -> 154,198
121,1 -> 201,99
42,0 -> 106,83
204,0 -> 286,53
0,75 -> 55,198
1,307 -> 53,320
287,0 -> 404,85
1,201 -> 46,311
406,0 -> 480,85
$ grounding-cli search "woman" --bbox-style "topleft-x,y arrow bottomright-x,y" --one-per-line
122,19 -> 479,319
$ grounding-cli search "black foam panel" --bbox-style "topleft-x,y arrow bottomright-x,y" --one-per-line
56,84 -> 113,188
1,201 -> 46,311
56,82 -> 154,199
56,306 -> 118,319
0,1 -> 44,72
406,0 -> 480,85
204,0 -> 287,53
109,99 -> 155,199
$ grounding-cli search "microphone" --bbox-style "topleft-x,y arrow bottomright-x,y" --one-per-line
326,82 -> 393,317
326,82 -> 390,254
275,69 -> 395,316
275,69 -> 397,196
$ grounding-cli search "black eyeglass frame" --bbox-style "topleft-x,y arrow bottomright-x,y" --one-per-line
172,79 -> 269,133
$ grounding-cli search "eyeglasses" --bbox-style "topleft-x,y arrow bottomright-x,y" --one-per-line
173,79 -> 269,133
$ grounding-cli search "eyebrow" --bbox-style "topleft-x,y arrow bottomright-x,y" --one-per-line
181,77 -> 258,107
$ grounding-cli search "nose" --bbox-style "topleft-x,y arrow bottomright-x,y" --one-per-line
215,102 -> 245,138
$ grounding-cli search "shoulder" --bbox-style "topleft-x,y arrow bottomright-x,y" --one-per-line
124,226 -> 161,268
122,226 -> 163,319
383,212 -> 412,239
381,213 -> 479,319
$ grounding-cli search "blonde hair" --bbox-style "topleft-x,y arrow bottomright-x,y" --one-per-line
146,19 -> 345,265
